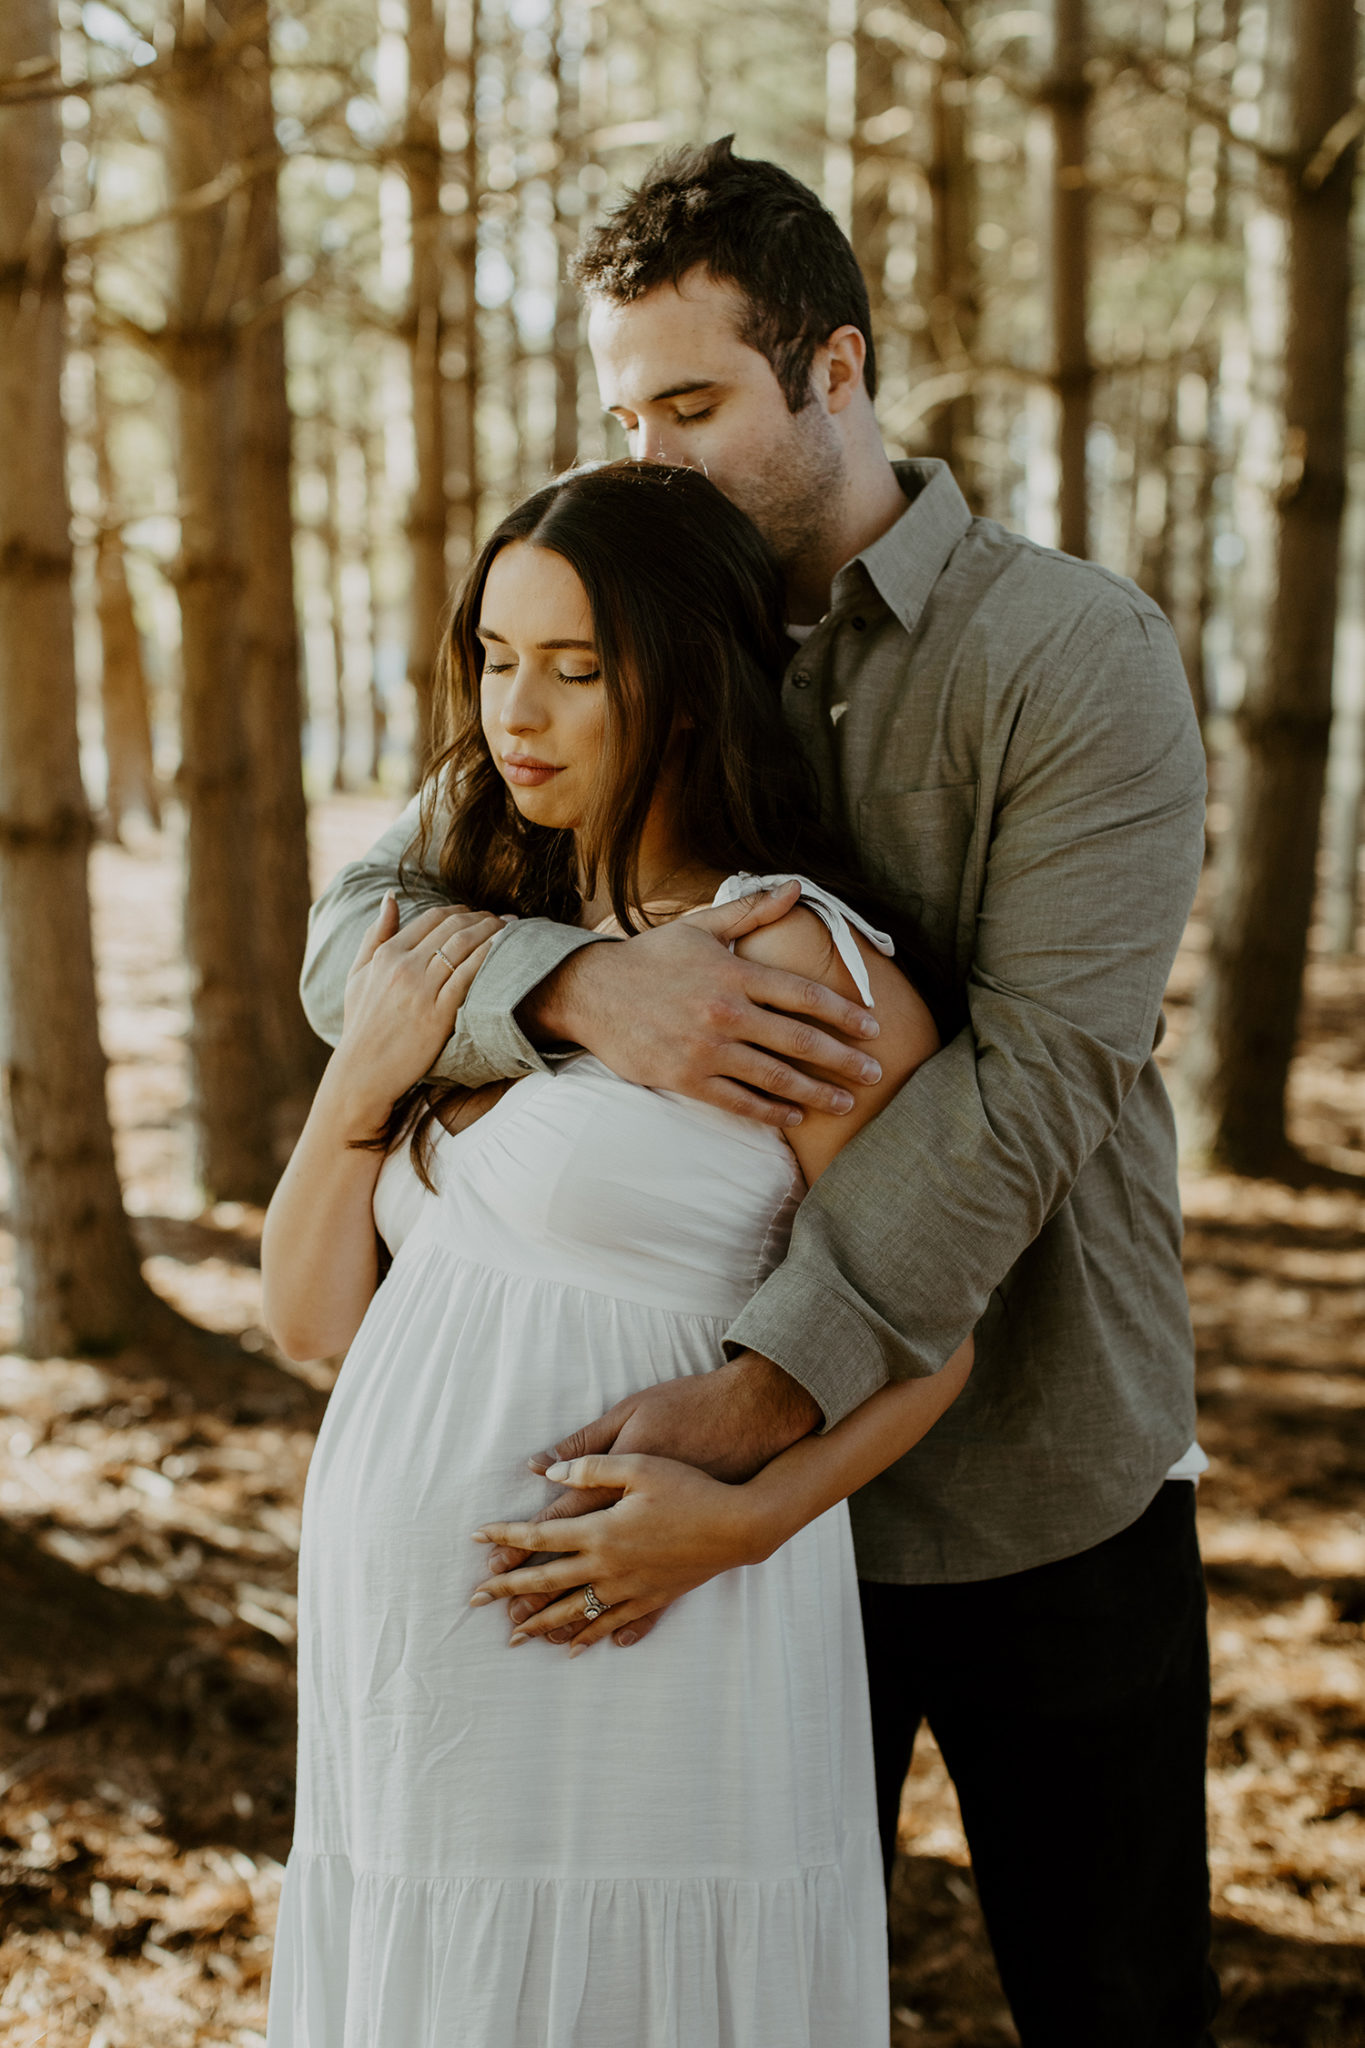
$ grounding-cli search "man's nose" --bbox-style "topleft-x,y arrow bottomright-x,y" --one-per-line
635,420 -> 675,465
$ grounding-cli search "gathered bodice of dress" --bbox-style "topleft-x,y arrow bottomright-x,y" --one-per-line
371,869 -> 893,1315
374,1053 -> 805,1321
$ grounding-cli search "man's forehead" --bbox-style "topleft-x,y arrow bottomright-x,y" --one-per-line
586,274 -> 758,397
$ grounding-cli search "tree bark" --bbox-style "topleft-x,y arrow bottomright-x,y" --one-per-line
325,421 -> 349,793
1047,0 -> 1092,559
1163,356 -> 1214,727
362,420 -> 387,785
0,0 -> 153,1356
550,0 -> 580,478
850,21 -> 896,354
404,0 -> 449,776
161,0 -> 274,1203
1178,0 -> 1359,1171
447,1 -> 480,599
233,14 -> 325,1141
924,33 -> 978,504
92,355 -> 161,837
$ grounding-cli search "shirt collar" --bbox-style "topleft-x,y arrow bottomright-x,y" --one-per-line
832,458 -> 973,636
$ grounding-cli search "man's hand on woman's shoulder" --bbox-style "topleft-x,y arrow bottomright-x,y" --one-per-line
519,881 -> 887,1126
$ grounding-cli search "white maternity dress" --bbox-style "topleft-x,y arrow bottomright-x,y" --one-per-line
266,878 -> 890,2048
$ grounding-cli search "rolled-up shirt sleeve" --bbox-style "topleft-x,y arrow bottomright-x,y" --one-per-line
724,600 -> 1207,1428
300,790 -> 610,1089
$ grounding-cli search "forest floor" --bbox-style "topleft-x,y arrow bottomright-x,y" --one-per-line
0,793 -> 1362,2047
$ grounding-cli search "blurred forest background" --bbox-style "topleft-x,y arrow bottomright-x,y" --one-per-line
1,0 -> 1365,2042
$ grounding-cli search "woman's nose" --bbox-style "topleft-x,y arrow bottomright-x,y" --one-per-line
500,673 -> 548,734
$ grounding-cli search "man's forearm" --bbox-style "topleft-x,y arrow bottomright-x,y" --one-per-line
452,921 -> 613,1083
301,794 -> 432,1046
744,1338 -> 973,1556
299,790 -> 610,1087
514,943 -> 590,1048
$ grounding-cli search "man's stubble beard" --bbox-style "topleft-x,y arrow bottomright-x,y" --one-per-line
722,405 -> 848,584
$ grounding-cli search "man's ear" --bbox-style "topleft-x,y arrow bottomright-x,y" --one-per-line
819,325 -> 868,415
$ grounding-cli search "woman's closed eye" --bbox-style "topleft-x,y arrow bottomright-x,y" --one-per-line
482,660 -> 599,685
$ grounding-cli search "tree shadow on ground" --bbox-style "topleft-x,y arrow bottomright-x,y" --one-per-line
0,1521 -> 298,1908
132,1212 -> 262,1271
887,1853 -> 1365,2047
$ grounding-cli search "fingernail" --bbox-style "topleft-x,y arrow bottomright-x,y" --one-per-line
614,1630 -> 637,1647
546,1628 -> 571,1644
543,1462 -> 570,1482
859,1059 -> 882,1082
470,1531 -> 491,1543
508,1631 -> 530,1646
568,1642 -> 590,1659
469,1591 -> 493,1608
831,1092 -> 854,1114
527,1454 -> 552,1472
859,1015 -> 880,1037
509,1600 -> 532,1624
784,1109 -> 803,1128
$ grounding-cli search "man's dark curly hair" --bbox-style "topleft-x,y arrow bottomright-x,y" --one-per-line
570,136 -> 877,414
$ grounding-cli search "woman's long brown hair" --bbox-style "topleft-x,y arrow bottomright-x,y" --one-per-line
381,460 -> 957,1180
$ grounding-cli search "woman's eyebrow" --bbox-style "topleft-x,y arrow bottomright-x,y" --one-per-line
476,625 -> 596,651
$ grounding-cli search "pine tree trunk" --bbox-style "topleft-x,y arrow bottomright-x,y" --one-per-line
1164,355 -> 1213,726
550,0 -> 580,478
850,23 -> 895,350
0,0 -> 154,1356
93,358 -> 161,836
233,11 -> 324,1139
404,0 -> 449,775
1134,362 -> 1175,611
925,37 -> 978,503
326,424 -> 349,793
1048,0 -> 1092,559
162,1 -> 274,1204
361,420 -> 387,784
1178,0 -> 1359,1171
447,2 -> 480,593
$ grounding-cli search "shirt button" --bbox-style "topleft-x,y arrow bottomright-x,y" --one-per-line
792,673 -> 811,690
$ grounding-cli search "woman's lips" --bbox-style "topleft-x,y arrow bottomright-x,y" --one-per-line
502,756 -> 562,786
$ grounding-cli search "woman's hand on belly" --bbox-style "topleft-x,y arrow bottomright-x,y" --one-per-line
469,1455 -> 773,1654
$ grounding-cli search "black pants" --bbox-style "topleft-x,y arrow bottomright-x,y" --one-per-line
860,1483 -> 1219,2047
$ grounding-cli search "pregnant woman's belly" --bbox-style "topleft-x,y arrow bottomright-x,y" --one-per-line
295,1237 -> 862,1883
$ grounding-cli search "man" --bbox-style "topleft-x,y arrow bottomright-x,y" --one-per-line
302,139 -> 1215,2044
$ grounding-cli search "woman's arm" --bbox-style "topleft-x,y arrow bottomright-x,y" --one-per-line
261,895 -> 502,1361
731,904 -> 939,1184
470,1339 -> 971,1650
470,903 -> 972,1647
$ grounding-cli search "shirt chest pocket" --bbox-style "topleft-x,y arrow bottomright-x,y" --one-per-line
856,782 -> 979,973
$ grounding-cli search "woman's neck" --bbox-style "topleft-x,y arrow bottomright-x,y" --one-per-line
576,798 -> 726,930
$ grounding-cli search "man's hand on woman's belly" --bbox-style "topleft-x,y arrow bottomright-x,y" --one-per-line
474,1354 -> 821,1649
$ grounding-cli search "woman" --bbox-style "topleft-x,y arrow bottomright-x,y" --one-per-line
261,462 -> 971,2048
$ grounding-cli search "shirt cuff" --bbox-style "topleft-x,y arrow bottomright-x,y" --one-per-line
723,1273 -> 894,1432
430,920 -> 614,1085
